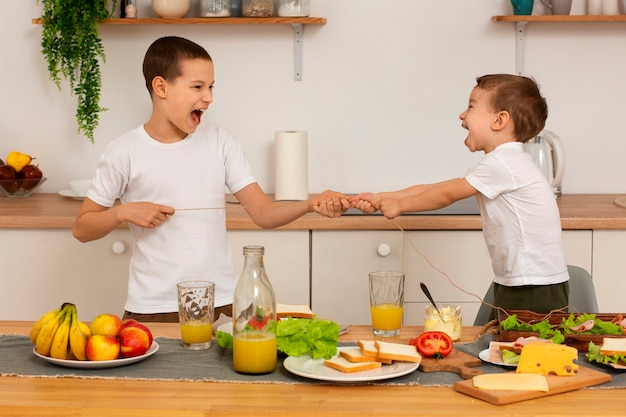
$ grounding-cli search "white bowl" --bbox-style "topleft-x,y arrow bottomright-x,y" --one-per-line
152,0 -> 190,18
70,179 -> 92,197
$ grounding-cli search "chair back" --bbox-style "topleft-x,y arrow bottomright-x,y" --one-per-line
472,265 -> 598,326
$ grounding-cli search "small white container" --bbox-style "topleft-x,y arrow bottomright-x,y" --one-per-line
277,0 -> 310,17
152,0 -> 190,18
201,0 -> 232,17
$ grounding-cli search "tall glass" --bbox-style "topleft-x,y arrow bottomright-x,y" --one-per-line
177,281 -> 215,350
369,271 -> 405,337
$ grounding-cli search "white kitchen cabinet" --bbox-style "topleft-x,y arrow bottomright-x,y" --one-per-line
310,231 -> 404,325
591,230 -> 626,313
227,230 -> 309,305
0,229 -> 132,321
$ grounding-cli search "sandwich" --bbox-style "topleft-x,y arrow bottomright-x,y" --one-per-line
588,337 -> 626,367
276,303 -> 315,319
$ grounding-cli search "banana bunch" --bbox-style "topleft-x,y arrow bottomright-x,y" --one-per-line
30,303 -> 91,360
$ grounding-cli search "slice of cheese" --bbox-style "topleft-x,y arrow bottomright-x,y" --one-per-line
473,373 -> 549,392
324,356 -> 382,373
516,341 -> 578,376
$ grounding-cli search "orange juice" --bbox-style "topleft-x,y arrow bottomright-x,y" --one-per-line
371,304 -> 403,331
233,332 -> 277,374
180,321 -> 213,344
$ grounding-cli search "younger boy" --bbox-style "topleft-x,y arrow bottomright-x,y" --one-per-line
350,74 -> 569,317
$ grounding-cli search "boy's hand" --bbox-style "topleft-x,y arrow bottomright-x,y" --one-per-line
124,202 -> 175,228
311,190 -> 350,218
349,193 -> 380,214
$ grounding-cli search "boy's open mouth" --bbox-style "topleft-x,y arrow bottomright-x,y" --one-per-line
191,109 -> 204,123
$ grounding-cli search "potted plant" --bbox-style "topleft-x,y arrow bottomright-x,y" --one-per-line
38,0 -> 117,143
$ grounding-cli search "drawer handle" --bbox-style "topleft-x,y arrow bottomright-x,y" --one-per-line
377,243 -> 391,257
112,241 -> 126,255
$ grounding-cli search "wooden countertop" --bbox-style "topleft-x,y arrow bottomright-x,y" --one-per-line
1,321 -> 623,417
1,193 -> 626,230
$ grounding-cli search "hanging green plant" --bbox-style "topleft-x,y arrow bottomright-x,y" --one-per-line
38,0 -> 117,143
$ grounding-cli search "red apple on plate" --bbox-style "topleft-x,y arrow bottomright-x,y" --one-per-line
18,164 -> 43,190
121,319 -> 154,346
0,165 -> 19,193
118,326 -> 151,358
85,334 -> 121,361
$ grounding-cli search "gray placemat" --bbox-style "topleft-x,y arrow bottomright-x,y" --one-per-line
0,334 -> 621,387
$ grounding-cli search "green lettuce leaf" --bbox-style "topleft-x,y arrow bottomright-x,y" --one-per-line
588,341 -> 626,365
276,318 -> 339,359
501,349 -> 520,365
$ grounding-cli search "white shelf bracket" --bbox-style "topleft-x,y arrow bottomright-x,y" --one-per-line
515,21 -> 527,76
292,23 -> 303,81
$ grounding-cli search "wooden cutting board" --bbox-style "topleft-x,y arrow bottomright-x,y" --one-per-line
453,366 -> 611,405
419,349 -> 483,379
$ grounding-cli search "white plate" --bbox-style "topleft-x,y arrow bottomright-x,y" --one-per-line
33,341 -> 159,369
59,189 -> 85,200
478,344 -> 517,368
283,347 -> 419,382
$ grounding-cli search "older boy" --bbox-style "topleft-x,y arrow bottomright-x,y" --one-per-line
73,36 -> 348,322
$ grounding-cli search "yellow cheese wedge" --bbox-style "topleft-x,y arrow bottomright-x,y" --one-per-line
473,373 -> 549,392
516,341 -> 578,376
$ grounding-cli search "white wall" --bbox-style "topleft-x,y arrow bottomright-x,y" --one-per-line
2,0 -> 626,195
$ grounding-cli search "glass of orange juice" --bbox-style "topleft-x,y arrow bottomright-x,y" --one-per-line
369,271 -> 405,337
177,281 -> 215,350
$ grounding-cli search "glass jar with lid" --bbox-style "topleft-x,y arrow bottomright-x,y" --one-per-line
277,0 -> 309,17
201,0 -> 232,17
242,0 -> 274,17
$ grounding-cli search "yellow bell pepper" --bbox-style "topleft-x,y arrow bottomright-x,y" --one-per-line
6,151 -> 32,173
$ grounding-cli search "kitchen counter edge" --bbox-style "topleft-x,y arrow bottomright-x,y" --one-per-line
0,193 -> 625,230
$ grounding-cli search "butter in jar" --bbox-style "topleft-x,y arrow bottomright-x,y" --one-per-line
423,304 -> 462,341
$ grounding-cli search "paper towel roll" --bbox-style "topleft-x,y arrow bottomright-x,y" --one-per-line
275,130 -> 308,201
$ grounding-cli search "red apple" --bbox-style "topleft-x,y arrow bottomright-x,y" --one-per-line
85,334 -> 120,361
90,313 -> 123,337
18,165 -> 43,190
121,319 -> 154,346
118,326 -> 151,358
0,165 -> 19,193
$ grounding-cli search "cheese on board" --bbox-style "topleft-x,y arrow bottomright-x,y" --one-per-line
472,373 -> 549,392
516,342 -> 578,376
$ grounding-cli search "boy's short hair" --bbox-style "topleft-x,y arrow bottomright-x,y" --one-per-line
142,36 -> 212,95
475,74 -> 548,142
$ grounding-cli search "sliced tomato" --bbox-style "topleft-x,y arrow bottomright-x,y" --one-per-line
409,331 -> 453,358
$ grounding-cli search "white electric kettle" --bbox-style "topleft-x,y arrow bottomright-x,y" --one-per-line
523,130 -> 565,197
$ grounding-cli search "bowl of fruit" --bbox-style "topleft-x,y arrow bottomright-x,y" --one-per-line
0,151 -> 46,198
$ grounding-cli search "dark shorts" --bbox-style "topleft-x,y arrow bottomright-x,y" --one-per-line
488,281 -> 569,321
123,304 -> 233,323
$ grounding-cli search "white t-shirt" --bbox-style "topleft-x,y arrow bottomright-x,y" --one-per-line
464,142 -> 568,287
87,123 -> 256,313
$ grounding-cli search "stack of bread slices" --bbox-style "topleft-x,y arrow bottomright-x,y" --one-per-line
324,340 -> 422,373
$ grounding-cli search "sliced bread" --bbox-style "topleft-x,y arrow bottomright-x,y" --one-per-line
375,340 -> 422,363
340,347 -> 382,363
357,340 -> 393,364
324,356 -> 382,373
276,303 -> 315,319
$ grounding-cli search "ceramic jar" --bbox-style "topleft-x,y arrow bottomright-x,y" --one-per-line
152,0 -> 191,18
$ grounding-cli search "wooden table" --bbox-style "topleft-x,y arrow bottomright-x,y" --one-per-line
1,322 -> 623,417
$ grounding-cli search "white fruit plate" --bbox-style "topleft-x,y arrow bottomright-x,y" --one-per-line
33,341 -> 159,369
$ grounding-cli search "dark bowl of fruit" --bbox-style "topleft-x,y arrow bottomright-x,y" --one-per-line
0,163 -> 46,197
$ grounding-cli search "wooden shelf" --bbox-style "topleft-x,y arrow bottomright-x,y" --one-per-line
32,16 -> 326,81
32,17 -> 326,25
493,15 -> 626,22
